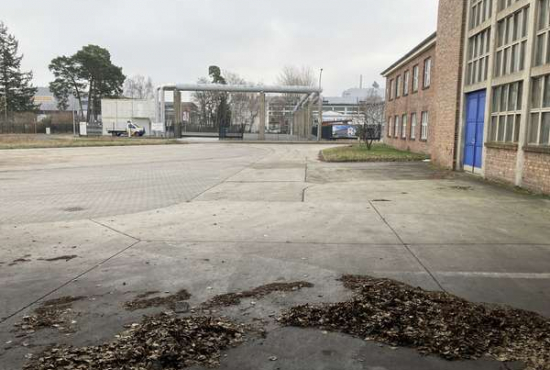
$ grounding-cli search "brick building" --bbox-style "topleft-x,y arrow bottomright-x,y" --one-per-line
382,33 -> 436,155
382,0 -> 550,195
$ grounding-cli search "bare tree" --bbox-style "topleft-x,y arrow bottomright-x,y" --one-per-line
360,82 -> 385,126
123,75 -> 154,100
277,65 -> 316,87
357,82 -> 385,149
192,77 -> 216,128
223,71 -> 260,132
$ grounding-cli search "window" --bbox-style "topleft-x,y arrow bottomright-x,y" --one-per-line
421,112 -> 429,140
471,0 -> 493,29
423,58 -> 432,88
402,114 -> 407,139
535,0 -> 550,67
394,115 -> 400,138
396,75 -> 402,98
495,6 -> 529,77
466,28 -> 491,85
387,117 -> 393,137
498,0 -> 523,12
528,74 -> 550,145
404,71 -> 410,96
410,113 -> 417,139
412,65 -> 419,92
389,79 -> 394,100
490,81 -> 523,143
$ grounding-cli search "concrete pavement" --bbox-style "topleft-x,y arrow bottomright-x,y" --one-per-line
0,143 -> 549,370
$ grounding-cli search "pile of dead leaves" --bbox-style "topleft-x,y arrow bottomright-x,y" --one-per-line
14,296 -> 85,334
280,275 -> 550,370
202,282 -> 314,308
25,313 -> 245,370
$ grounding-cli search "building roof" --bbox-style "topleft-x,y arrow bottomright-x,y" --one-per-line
381,32 -> 437,77
324,87 -> 385,105
34,87 -> 83,111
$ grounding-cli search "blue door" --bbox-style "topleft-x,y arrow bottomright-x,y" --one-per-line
464,90 -> 486,169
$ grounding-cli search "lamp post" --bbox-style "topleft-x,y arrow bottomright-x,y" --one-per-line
317,69 -> 324,141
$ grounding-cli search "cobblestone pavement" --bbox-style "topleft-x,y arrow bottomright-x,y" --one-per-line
0,144 -> 271,223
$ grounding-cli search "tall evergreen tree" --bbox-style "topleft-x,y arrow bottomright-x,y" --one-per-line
0,22 -> 38,120
49,45 -> 125,122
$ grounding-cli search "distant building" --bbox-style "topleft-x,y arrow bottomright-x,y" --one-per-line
323,87 -> 384,115
34,87 -> 87,113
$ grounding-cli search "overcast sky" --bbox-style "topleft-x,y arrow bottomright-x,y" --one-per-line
3,0 -> 438,97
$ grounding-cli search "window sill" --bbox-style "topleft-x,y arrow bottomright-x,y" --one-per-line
485,142 -> 518,151
420,138 -> 428,142
524,145 -> 550,154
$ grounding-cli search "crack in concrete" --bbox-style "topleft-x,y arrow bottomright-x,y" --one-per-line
0,239 -> 142,325
368,201 -> 447,293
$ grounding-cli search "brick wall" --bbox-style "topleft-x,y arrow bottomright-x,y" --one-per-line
432,0 -> 467,169
384,45 -> 436,156
522,150 -> 550,194
484,146 -> 518,185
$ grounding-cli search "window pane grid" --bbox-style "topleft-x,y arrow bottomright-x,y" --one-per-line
467,28 -> 491,85
529,74 -> 550,145
535,0 -> 550,66
495,6 -> 529,77
490,81 -> 523,143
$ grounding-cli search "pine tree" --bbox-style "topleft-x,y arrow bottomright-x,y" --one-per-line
0,21 -> 38,119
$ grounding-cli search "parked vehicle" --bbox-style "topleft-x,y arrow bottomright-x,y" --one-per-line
106,121 -> 145,137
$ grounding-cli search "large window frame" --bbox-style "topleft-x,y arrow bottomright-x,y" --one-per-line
467,28 -> 491,85
490,80 -> 523,143
402,114 -> 408,139
471,0 -> 493,29
387,116 -> 393,137
494,6 -> 529,77
529,74 -> 550,145
535,0 -> 550,66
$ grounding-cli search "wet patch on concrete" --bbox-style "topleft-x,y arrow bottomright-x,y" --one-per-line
62,206 -> 86,212
202,282 -> 314,309
124,289 -> 191,311
37,255 -> 78,262
8,255 -> 32,267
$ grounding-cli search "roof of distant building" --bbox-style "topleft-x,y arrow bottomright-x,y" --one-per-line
381,32 -> 437,77
324,86 -> 385,105
34,87 -> 83,111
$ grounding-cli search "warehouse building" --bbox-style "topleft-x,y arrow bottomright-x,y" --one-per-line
382,0 -> 550,194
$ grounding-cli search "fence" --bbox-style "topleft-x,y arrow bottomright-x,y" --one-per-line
0,112 -> 76,134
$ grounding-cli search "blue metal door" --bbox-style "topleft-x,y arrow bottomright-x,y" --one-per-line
464,90 -> 486,169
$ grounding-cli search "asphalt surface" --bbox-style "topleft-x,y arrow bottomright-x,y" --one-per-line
0,143 -> 549,370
